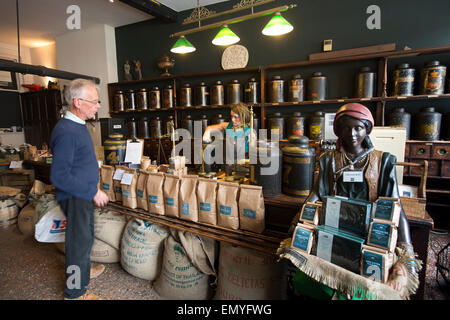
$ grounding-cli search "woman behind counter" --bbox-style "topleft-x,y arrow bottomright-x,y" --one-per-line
290,103 -> 418,299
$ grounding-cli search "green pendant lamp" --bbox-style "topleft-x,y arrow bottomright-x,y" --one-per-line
170,35 -> 196,54
262,12 -> 294,36
212,25 -> 240,46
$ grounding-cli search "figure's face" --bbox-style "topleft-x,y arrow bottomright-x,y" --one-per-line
230,111 -> 241,127
337,117 -> 367,149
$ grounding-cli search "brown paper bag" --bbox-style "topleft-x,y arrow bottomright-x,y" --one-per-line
163,174 -> 180,218
100,165 -> 116,202
136,170 -> 150,210
178,175 -> 199,222
239,184 -> 265,233
197,178 -> 217,226
217,181 -> 240,230
141,156 -> 151,171
147,172 -> 166,215
121,168 -> 138,209
113,165 -> 128,202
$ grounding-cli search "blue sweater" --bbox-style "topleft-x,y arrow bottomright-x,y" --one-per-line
50,118 -> 99,201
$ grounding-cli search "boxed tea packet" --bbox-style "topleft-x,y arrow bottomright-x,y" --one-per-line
179,175 -> 199,222
164,174 -> 180,218
146,172 -> 166,215
121,168 -> 138,209
100,165 -> 116,201
217,181 -> 240,230
373,197 -> 401,227
299,202 -> 321,226
136,170 -> 150,210
238,184 -> 265,233
315,225 -> 365,274
290,223 -> 316,254
197,178 -> 218,226
367,218 -> 398,253
360,245 -> 397,283
320,196 -> 373,238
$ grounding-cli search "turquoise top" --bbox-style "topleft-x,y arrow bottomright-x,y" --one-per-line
225,122 -> 250,153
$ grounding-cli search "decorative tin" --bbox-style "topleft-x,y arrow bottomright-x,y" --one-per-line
389,107 -> 411,140
392,63 -> 415,96
281,135 -> 316,198
245,77 -> 259,104
420,60 -> 447,95
356,66 -> 376,98
414,107 -> 442,141
227,79 -> 242,104
309,111 -> 325,140
104,134 -> 126,165
267,112 -> 285,140
288,74 -> 304,102
138,117 -> 150,138
136,88 -> 148,110
211,80 -> 224,106
287,112 -> 305,138
113,90 -> 125,112
195,82 -> 209,106
162,85 -> 174,108
268,75 -> 285,103
149,86 -> 161,109
307,72 -> 327,101
125,90 -> 136,111
180,83 -> 193,107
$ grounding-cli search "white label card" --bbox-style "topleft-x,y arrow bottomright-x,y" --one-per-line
121,173 -> 134,185
343,171 -> 364,182
316,230 -> 333,262
9,160 -> 23,169
325,199 -> 341,229
113,168 -> 125,180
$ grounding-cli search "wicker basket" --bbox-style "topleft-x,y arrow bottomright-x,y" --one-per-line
397,160 -> 428,220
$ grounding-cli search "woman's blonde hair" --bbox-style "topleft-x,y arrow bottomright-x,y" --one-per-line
230,103 -> 250,127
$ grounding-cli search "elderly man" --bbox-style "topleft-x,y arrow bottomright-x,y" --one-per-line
50,78 -> 109,300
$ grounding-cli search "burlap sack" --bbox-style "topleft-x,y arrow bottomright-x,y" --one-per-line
100,165 -> 116,201
147,172 -> 166,215
214,242 -> 287,300
91,238 -> 120,263
113,165 -> 128,202
136,170 -> 150,211
197,178 -> 217,226
121,168 -> 138,209
163,174 -> 180,218
121,218 -> 169,280
153,232 -> 213,300
17,203 -> 36,237
217,181 -> 240,230
178,175 -> 199,222
238,184 -> 265,233
93,208 -> 127,250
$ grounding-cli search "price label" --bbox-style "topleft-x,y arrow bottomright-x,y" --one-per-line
9,160 -> 23,169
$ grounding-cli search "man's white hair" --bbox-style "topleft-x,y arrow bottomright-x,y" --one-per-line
65,78 -> 98,106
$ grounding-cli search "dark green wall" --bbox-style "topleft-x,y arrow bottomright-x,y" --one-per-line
115,0 -> 450,79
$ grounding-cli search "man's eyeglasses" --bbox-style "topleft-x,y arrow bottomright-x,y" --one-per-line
78,98 -> 101,105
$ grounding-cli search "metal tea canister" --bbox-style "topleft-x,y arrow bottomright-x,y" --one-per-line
127,117 -> 138,139
136,88 -> 148,110
182,114 -> 194,136
213,113 -> 226,124
392,63 -> 415,96
227,80 -> 242,104
125,90 -> 136,111
162,85 -> 174,108
281,135 -> 316,198
287,112 -> 305,137
356,66 -> 376,98
288,74 -> 304,102
138,117 -> 150,138
195,82 -> 209,106
180,83 -> 193,107
104,134 -> 126,165
200,115 -> 209,136
268,75 -> 285,103
414,107 -> 442,140
211,80 -> 225,106
114,90 -> 125,112
308,111 -> 325,140
307,72 -> 327,101
268,112 -> 285,140
389,107 -> 411,140
151,116 -> 163,138
149,86 -> 161,109
420,60 -> 447,95
245,77 -> 259,104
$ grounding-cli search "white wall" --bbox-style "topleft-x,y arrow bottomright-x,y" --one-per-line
29,43 -> 58,86
0,41 -> 34,91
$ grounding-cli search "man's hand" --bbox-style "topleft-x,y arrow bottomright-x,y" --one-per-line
94,189 -> 109,207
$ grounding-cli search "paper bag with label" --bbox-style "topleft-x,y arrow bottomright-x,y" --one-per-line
113,165 -> 128,202
238,184 -> 265,233
164,174 -> 180,218
146,172 -> 166,215
178,175 -> 199,222
136,170 -> 150,210
100,165 -> 116,202
121,168 -> 138,209
217,181 -> 240,230
197,178 -> 217,226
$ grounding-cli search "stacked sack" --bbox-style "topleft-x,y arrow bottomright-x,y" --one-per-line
0,186 -> 27,230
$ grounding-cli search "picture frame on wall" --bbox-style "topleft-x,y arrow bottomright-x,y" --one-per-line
0,58 -> 18,90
